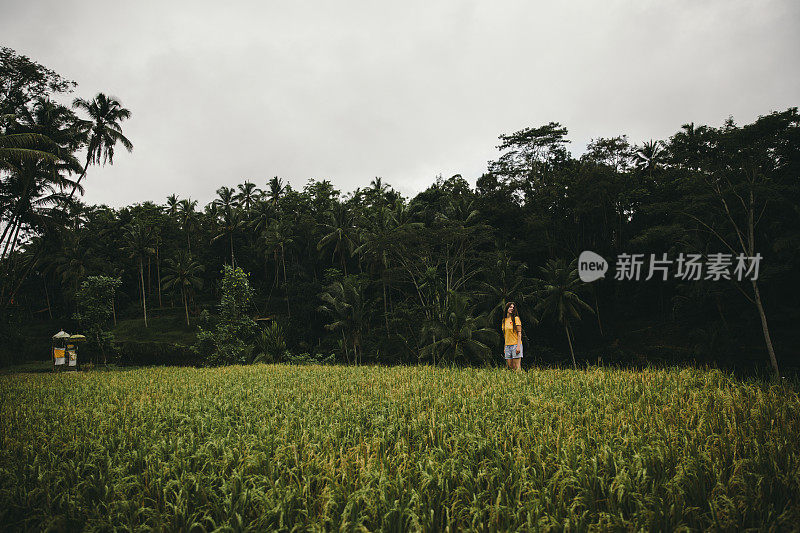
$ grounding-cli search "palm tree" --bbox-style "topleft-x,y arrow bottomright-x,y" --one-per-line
123,221 -> 155,327
2,103 -> 81,246
477,251 -> 535,327
420,291 -> 499,366
0,104 -> 76,171
439,194 -> 479,227
533,258 -> 594,369
354,204 -> 396,334
214,186 -> 236,212
68,93 -> 133,199
252,321 -> 286,363
262,219 -> 294,317
178,198 -> 198,253
165,194 -> 179,217
250,198 -> 276,234
1,100 -> 82,261
51,229 -> 91,305
390,198 -> 421,229
235,180 -> 261,212
212,206 -> 244,267
108,265 -> 125,325
204,202 -> 219,239
162,251 -> 204,326
633,139 -> 665,175
210,186 -> 244,265
365,177 -> 392,207
2,171 -> 69,263
317,276 -> 370,365
436,194 -> 482,289
317,202 -> 356,275
266,176 -> 286,206
0,129 -> 61,170
0,199 -> 68,310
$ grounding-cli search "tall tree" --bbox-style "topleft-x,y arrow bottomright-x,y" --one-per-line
74,276 -> 121,364
1,100 -> 82,261
68,93 -> 133,200
318,275 -> 370,365
212,204 -> 243,267
52,229 -> 91,307
214,186 -> 236,212
266,176 -> 286,206
262,219 -> 294,317
318,202 -> 356,276
165,194 -> 179,217
533,258 -> 594,370
476,252 -> 535,327
420,291 -> 498,366
673,110 -> 800,379
162,251 -> 204,326
235,180 -> 261,212
123,221 -> 155,327
178,198 -> 198,253
354,205 -> 396,334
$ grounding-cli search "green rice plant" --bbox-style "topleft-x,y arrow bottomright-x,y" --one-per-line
0,365 -> 798,531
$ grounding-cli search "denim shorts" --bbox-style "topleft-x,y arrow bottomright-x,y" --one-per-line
504,344 -> 523,359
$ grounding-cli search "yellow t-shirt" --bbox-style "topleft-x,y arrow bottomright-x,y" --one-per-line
503,316 -> 522,346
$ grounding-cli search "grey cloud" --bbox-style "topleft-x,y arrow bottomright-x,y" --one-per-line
2,0 -> 798,207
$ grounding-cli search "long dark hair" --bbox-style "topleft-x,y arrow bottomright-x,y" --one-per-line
502,301 -> 520,331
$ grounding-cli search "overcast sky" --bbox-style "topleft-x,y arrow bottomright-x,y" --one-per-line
2,0 -> 798,207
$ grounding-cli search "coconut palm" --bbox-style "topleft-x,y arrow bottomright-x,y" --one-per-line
250,198 -> 276,235
420,291 -> 499,366
633,139 -> 665,174
353,204 -> 396,334
235,180 -> 261,212
0,197 -> 71,310
178,198 -> 198,253
1,101 -> 82,260
123,221 -> 155,327
68,93 -> 133,199
265,176 -> 286,206
364,176 -> 392,208
212,205 -> 244,267
317,276 -> 370,365
0,128 -> 61,170
51,229 -> 91,303
162,251 -> 204,326
1,102 -> 79,170
165,194 -> 179,217
533,258 -> 594,369
214,186 -> 236,212
438,194 -> 479,227
477,251 -> 536,328
435,193 -> 483,288
262,219 -> 294,316
317,202 -> 356,275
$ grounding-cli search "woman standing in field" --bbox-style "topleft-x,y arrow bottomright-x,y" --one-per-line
502,302 -> 523,371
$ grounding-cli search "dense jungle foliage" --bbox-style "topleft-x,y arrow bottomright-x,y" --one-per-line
2,47 -> 799,377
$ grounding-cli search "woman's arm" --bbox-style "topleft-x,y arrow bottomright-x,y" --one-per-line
515,324 -> 522,353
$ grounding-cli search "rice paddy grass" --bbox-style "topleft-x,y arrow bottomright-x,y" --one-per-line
1,364 -> 798,531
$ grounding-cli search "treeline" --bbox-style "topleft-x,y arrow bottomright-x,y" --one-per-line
2,48 -> 799,376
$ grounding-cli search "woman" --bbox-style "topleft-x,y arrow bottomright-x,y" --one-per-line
502,302 -> 523,371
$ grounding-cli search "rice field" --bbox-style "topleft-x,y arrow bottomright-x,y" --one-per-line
1,364 -> 798,531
